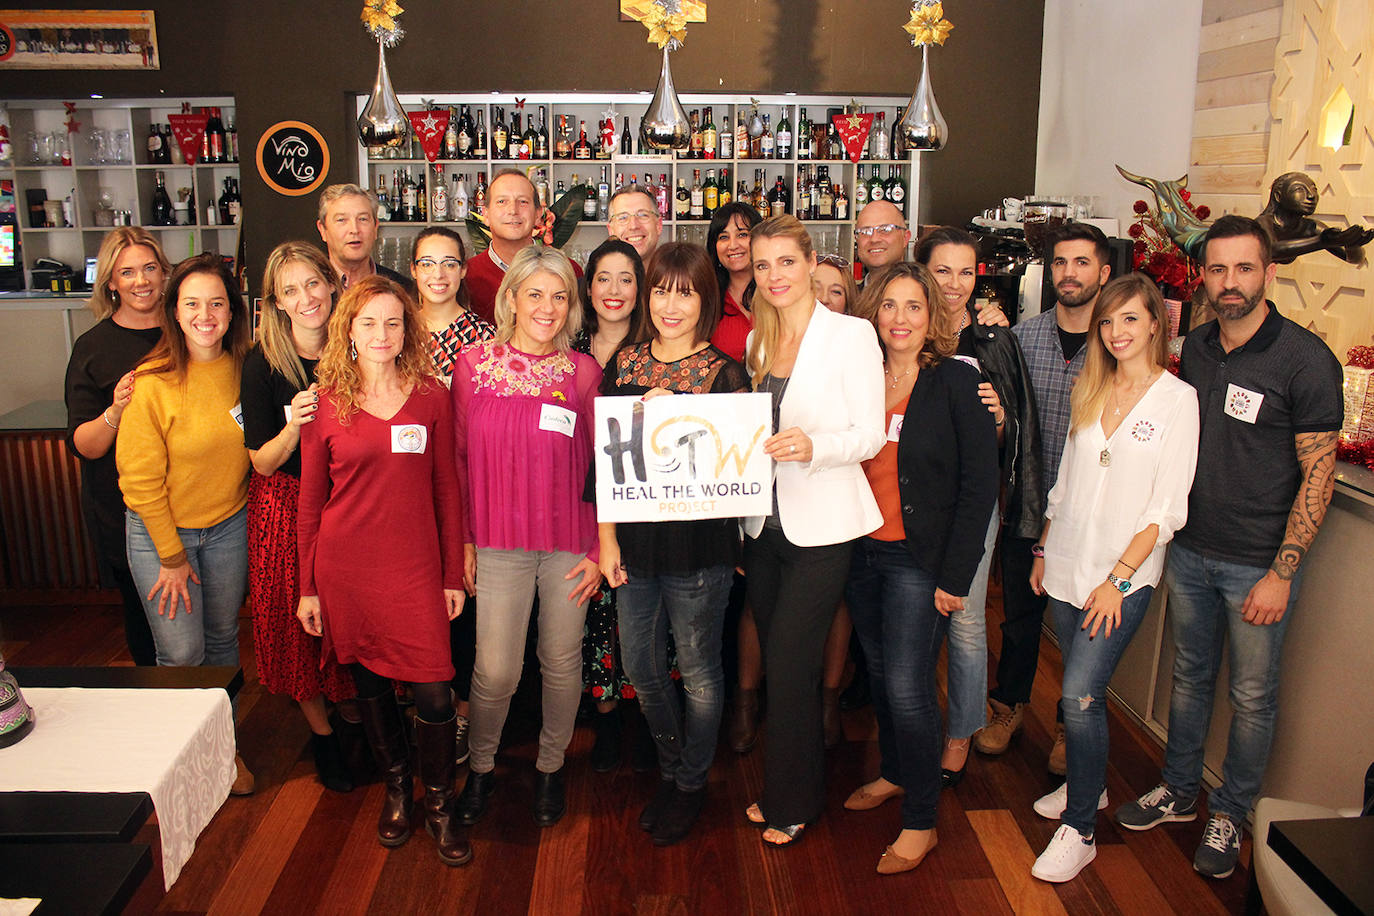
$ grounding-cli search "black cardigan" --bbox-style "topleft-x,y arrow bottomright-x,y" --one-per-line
894,357 -> 1001,596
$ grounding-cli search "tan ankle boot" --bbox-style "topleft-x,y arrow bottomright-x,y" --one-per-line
974,699 -> 1024,756
1048,722 -> 1067,775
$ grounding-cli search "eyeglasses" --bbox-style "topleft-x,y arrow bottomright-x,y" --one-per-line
817,254 -> 851,269
608,209 -> 658,227
412,257 -> 463,271
853,223 -> 905,238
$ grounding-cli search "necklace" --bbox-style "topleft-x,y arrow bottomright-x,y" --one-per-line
956,309 -> 970,334
885,363 -> 917,390
1101,370 -> 1161,466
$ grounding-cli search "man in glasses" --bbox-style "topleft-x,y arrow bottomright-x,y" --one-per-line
606,186 -> 663,259
854,200 -> 911,284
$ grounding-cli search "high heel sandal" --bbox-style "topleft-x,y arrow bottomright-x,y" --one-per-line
941,737 -> 970,789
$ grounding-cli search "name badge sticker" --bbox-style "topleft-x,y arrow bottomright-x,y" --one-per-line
539,403 -> 577,438
952,354 -> 981,372
229,402 -> 244,430
283,404 -> 293,423
887,413 -> 905,442
391,423 -> 428,454
1224,383 -> 1264,424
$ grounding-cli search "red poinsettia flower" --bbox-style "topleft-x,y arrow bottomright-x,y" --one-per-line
1128,223 -> 1144,238
1133,200 -> 1149,214
1195,205 -> 1211,219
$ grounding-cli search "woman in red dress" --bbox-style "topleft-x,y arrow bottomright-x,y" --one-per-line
296,275 -> 470,866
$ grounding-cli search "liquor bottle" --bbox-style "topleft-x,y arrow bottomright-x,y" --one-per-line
512,113 -> 529,159
523,112 -> 540,159
760,115 -> 775,159
598,166 -> 611,221
796,108 -> 812,161
456,105 -> 474,158
854,165 -> 869,209
868,167 -> 885,204
735,112 -> 748,160
737,180 -> 749,209
620,116 -> 633,155
151,171 -> 173,225
493,108 -> 509,159
702,107 -> 717,160
145,123 -> 163,164
616,172 -> 626,193
860,109 -> 873,160
776,110 -> 793,160
535,168 -> 550,209
834,181 -> 849,220
226,178 -> 242,224
474,109 -> 488,158
444,107 -> 460,160
703,170 -> 719,217
473,172 -> 488,216
689,169 -> 704,219
795,167 -> 808,219
206,107 -> 227,163
393,170 -> 404,220
687,109 -> 702,159
583,175 -> 599,219
886,165 -> 905,214
217,177 -> 232,225
751,169 -> 766,212
555,179 -> 567,199
453,173 -> 468,220
401,170 -> 418,221
417,170 -> 428,221
891,108 -> 906,160
768,175 -> 789,216
718,168 -> 732,208
718,112 -> 734,160
827,120 -> 842,159
536,106 -> 550,159
431,166 -> 448,220
574,120 -> 592,159
227,119 -> 239,163
376,180 -> 391,221
656,174 -> 670,219
674,178 -> 691,218
873,112 -> 889,160
819,169 -> 835,220
599,118 -> 616,159
555,114 -> 572,159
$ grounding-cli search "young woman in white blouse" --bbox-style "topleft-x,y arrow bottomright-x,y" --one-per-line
1027,273 -> 1199,883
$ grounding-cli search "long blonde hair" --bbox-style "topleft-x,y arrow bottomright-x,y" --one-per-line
258,242 -> 340,390
853,261 -> 959,369
493,246 -> 582,352
315,275 -> 435,425
1069,273 -> 1170,432
89,227 -> 171,319
745,214 -> 814,385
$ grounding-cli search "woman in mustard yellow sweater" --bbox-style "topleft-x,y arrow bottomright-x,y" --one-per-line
117,253 -> 254,789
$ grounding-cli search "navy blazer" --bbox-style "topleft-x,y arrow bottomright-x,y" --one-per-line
894,357 -> 1000,596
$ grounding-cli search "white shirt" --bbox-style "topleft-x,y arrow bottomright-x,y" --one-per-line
1043,370 -> 1199,608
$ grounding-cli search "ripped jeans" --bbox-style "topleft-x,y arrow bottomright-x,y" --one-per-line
618,564 -> 733,792
1049,586 -> 1154,835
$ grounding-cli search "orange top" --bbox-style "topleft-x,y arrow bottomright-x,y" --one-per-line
863,394 -> 910,542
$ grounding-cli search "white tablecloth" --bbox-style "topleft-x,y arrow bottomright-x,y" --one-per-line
0,687 -> 234,889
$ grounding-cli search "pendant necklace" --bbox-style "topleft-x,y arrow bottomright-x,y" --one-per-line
886,363 -> 917,390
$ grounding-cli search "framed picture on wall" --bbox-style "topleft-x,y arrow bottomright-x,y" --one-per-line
0,10 -> 159,70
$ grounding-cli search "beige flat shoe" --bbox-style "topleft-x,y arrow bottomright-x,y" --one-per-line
844,781 -> 905,811
877,831 -> 938,875
230,754 -> 255,796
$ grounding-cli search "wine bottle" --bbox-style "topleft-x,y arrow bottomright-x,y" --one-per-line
620,116 -> 633,156
584,175 -> 599,219
474,109 -> 488,158
151,170 -> 173,225
536,106 -> 550,159
145,123 -> 163,165
891,108 -> 906,160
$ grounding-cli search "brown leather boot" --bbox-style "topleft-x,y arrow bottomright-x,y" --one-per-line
730,689 -> 760,754
1048,722 -> 1067,776
356,692 -> 413,847
822,687 -> 842,749
973,699 -> 1025,756
415,715 -> 473,866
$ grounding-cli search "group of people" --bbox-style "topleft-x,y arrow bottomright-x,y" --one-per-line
63,172 -> 1342,884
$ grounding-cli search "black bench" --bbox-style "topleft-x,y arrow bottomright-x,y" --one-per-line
0,841 -> 152,915
0,792 -> 153,843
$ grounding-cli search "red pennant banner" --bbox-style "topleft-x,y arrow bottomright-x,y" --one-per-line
408,108 -> 451,163
831,112 -> 874,164
167,112 -> 209,165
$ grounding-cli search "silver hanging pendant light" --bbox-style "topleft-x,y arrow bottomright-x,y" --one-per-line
899,44 -> 949,150
358,39 -> 409,149
640,46 -> 691,150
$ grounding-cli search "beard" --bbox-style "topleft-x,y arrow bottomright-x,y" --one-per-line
1208,284 -> 1265,320
1055,277 -> 1100,309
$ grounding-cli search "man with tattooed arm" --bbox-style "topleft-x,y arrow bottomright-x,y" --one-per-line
1114,215 -> 1343,880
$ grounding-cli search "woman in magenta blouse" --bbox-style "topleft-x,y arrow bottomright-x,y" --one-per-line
451,246 -> 604,829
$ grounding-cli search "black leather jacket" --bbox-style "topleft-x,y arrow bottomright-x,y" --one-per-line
961,317 -> 1046,539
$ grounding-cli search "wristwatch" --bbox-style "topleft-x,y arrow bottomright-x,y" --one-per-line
1106,573 -> 1131,593
1031,544 -> 1045,558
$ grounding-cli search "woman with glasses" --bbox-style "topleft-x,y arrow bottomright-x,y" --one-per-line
411,226 -> 493,769
914,226 -> 1040,786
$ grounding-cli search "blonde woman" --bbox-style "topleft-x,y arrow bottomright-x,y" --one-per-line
1028,274 -> 1198,883
65,227 -> 170,667
296,275 -> 469,866
242,242 -> 354,793
740,215 -> 885,846
451,246 -> 603,830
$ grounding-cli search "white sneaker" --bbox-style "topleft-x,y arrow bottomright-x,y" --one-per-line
1031,824 -> 1097,883
1033,782 -> 1108,819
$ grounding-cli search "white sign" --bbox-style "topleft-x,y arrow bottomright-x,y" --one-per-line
594,392 -> 774,523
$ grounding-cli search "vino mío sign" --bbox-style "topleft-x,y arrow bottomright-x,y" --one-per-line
594,393 -> 773,523
255,120 -> 329,197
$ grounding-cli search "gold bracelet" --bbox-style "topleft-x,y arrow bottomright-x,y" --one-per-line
102,408 -> 119,430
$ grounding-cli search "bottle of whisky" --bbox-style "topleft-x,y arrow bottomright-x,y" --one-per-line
674,178 -> 690,218
555,114 -> 572,159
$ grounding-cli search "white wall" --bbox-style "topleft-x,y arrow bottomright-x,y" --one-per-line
1036,0 -> 1203,228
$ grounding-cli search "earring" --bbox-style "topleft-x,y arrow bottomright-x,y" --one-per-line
349,339 -> 357,360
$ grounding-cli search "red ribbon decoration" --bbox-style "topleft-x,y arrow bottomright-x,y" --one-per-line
831,112 -> 874,164
167,111 -> 209,165
407,108 -> 450,163
1346,346 -> 1374,370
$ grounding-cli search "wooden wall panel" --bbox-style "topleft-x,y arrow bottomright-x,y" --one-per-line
0,432 -> 100,591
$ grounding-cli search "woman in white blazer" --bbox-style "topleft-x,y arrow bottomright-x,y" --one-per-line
740,215 -> 886,846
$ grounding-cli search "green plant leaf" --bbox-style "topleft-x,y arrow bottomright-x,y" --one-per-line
550,186 -> 590,250
465,214 -> 492,257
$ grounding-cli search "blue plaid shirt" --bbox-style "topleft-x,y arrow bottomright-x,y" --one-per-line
1012,309 -> 1086,498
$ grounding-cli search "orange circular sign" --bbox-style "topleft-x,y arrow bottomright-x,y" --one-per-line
255,120 -> 330,197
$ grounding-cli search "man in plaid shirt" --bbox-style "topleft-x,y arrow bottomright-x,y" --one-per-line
976,223 -> 1113,775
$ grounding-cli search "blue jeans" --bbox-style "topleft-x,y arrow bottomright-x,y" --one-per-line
1160,543 -> 1299,822
844,537 -> 947,831
126,506 -> 248,669
1050,587 -> 1154,835
617,564 -> 733,792
945,508 -> 999,739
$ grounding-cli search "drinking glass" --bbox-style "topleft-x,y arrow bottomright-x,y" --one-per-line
113,129 -> 132,164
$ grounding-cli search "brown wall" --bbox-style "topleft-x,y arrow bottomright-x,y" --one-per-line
1,0 -> 1044,289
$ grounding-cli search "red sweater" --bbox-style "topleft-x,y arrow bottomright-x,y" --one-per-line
466,247 -> 583,326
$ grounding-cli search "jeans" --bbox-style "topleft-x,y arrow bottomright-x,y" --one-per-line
1050,587 -> 1154,835
845,537 -> 947,831
945,508 -> 1000,739
1160,543 -> 1300,823
126,506 -> 247,670
993,534 -> 1050,707
468,548 -> 590,775
617,564 -> 733,792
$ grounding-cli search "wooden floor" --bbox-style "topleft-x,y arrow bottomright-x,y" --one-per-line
1,587 -> 1256,916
